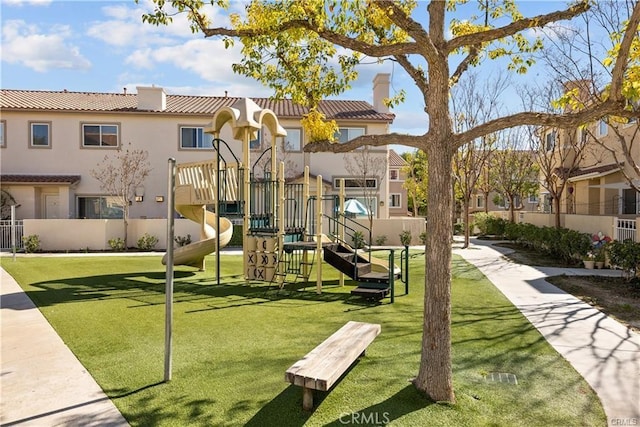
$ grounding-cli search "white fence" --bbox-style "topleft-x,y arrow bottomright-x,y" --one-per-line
0,220 -> 24,250
615,219 -> 637,242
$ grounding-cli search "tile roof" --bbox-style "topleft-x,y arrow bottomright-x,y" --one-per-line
568,163 -> 622,179
388,149 -> 407,167
0,89 -> 395,122
1,174 -> 81,185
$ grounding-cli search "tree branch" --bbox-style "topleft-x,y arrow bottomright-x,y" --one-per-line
376,0 -> 439,61
453,99 -> 626,148
450,46 -> 480,86
445,1 -> 590,54
202,20 -> 419,58
304,133 -> 425,153
609,1 -> 640,100
394,54 -> 429,98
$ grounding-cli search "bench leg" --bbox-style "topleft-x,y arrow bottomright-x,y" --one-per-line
302,387 -> 313,411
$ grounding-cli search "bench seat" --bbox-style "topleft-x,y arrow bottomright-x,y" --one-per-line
285,321 -> 381,410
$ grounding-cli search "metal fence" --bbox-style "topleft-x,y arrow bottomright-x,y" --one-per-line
0,220 -> 24,250
615,218 -> 637,242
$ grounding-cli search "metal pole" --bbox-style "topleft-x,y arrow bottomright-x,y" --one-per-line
164,158 -> 176,382
11,205 -> 16,262
389,249 -> 395,303
404,245 -> 409,295
216,139 -> 221,286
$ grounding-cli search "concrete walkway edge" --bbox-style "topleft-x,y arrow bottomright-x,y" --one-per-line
1,267 -> 128,426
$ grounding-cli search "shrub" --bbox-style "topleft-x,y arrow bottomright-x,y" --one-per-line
608,239 -> 640,281
374,235 -> 387,246
108,238 -> 126,252
352,231 -> 365,249
453,223 -> 464,235
399,230 -> 412,246
419,231 -> 427,245
137,233 -> 159,251
474,213 -> 507,236
228,225 -> 243,247
175,234 -> 192,247
22,234 -> 40,253
502,222 -> 591,265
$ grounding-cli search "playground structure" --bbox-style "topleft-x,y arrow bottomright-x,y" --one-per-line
164,98 -> 408,301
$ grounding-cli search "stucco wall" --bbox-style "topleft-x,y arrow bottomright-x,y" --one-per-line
24,218 -> 200,251
352,217 -> 426,246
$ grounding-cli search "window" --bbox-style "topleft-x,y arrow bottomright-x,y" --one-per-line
577,128 -> 587,144
0,121 -> 5,147
250,130 -> 261,150
598,119 -> 608,137
30,122 -> 50,147
180,126 -> 213,149
82,124 -> 118,147
77,196 -> 124,219
333,177 -> 378,189
389,193 -> 401,208
476,195 -> 485,209
545,131 -> 556,151
528,194 -> 539,204
335,127 -> 365,143
283,128 -> 302,151
389,169 -> 399,180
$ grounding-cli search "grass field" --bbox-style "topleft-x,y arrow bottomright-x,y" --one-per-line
1,252 -> 605,426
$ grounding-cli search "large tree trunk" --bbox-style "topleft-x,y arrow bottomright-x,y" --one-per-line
414,138 -> 455,403
413,1 -> 454,403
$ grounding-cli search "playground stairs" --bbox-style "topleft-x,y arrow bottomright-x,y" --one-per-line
323,243 -> 395,300
270,243 -> 316,291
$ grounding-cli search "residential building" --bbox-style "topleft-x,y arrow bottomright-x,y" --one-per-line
0,75 -> 399,225
387,149 -> 409,217
538,118 -> 639,217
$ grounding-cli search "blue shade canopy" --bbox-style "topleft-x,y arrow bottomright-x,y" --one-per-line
344,199 -> 369,215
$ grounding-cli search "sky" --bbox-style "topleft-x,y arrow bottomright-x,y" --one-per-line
0,0 -> 589,153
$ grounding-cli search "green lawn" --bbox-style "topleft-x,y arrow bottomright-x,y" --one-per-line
1,253 -> 605,426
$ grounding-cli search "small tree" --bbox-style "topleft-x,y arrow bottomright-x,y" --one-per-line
90,144 -> 151,249
344,147 -> 388,236
1,189 -> 17,220
492,128 -> 539,223
402,150 -> 428,216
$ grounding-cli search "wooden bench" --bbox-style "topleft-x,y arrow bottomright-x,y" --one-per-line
284,321 -> 381,410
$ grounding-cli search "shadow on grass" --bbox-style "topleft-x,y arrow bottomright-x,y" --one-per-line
244,385 -> 314,426
21,271 -> 382,311
323,385 -> 433,426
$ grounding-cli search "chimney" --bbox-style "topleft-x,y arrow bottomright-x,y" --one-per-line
136,86 -> 166,111
372,73 -> 390,113
123,87 -> 127,95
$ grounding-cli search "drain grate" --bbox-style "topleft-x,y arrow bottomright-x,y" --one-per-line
485,372 -> 518,385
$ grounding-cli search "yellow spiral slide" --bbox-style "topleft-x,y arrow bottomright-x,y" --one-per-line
161,204 -> 233,270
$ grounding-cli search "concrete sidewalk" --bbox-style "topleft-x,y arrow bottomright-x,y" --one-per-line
454,239 -> 640,427
1,267 -> 128,427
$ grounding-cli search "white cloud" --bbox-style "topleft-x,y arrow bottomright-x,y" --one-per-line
89,1 -> 233,48
1,20 -> 91,72
526,22 -> 576,41
125,38 -> 245,82
3,0 -> 52,6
